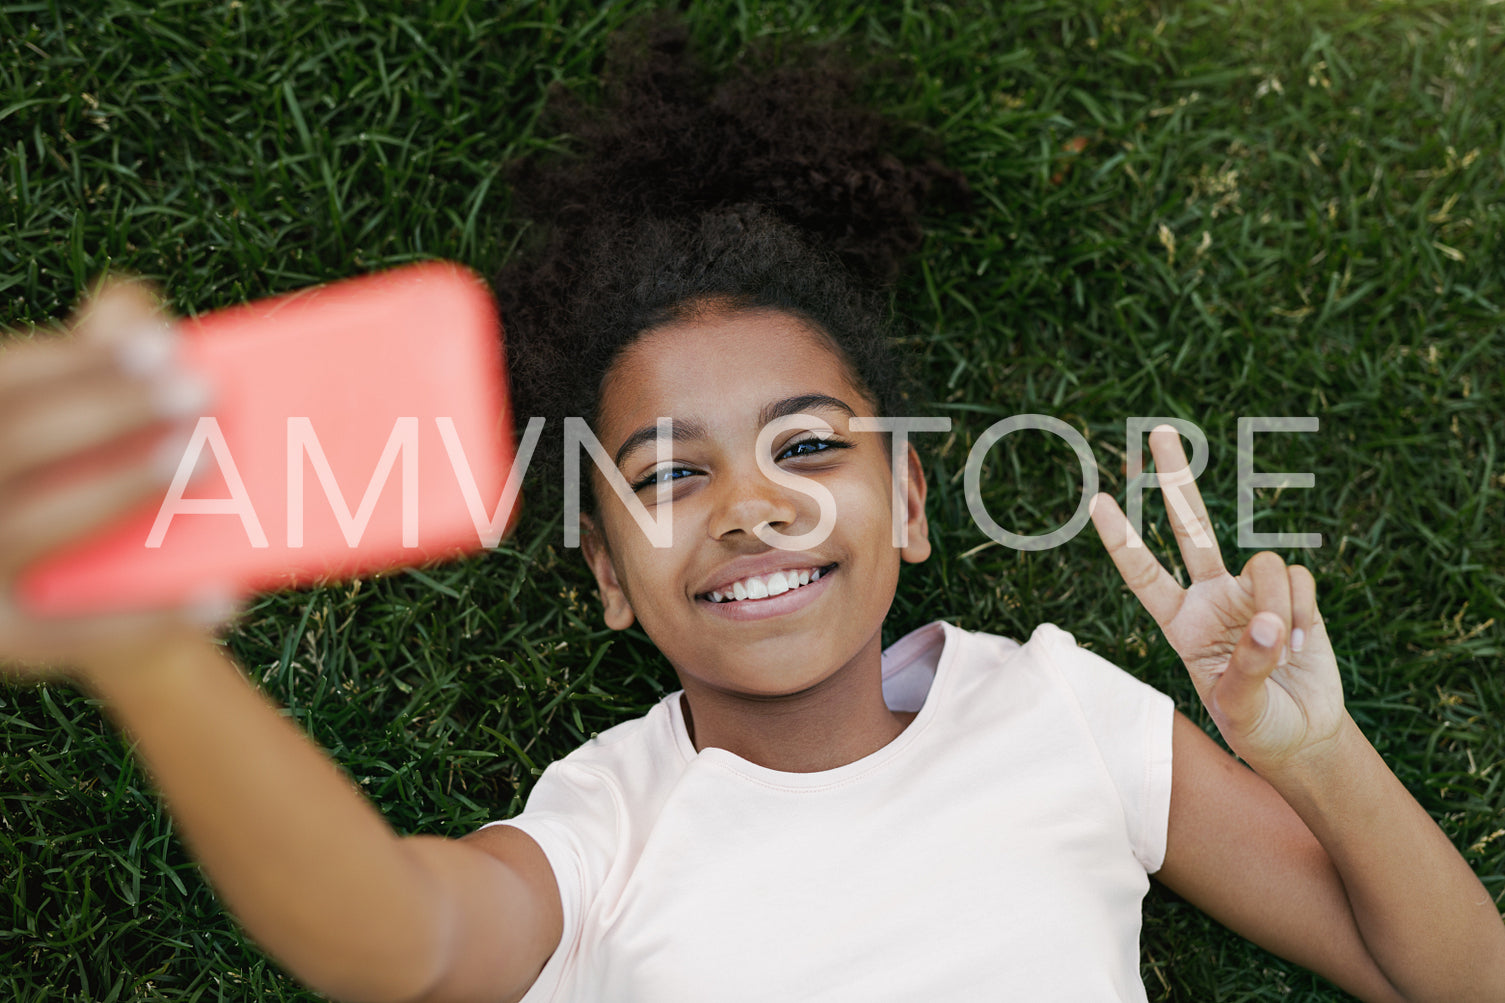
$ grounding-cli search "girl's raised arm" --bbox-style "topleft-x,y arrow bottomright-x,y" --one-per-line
78,633 -> 560,1003
1090,425 -> 1505,1002
1,281 -> 560,1003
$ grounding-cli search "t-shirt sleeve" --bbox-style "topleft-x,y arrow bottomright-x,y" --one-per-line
1034,624 -> 1175,874
478,760 -> 620,1001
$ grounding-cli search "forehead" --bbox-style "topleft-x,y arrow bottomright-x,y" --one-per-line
597,309 -> 869,438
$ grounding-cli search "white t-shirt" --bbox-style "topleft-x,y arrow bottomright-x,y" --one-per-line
484,621 -> 1175,1002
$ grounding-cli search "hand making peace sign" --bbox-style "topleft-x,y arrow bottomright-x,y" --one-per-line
1089,425 -> 1348,775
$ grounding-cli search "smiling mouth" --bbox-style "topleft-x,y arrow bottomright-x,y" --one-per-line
700,563 -> 837,604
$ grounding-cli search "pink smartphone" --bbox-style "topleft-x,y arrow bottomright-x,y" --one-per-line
17,262 -> 517,616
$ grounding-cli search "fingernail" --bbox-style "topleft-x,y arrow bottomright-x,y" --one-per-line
1250,615 -> 1281,649
186,586 -> 240,629
1290,628 -> 1305,653
152,373 -> 213,418
113,321 -> 178,375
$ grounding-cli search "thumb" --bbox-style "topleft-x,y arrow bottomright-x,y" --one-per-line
1210,611 -> 1284,736
73,276 -> 171,344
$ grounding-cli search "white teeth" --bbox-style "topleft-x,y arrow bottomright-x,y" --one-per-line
707,567 -> 828,603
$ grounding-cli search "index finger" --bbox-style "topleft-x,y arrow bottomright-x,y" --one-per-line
70,276 -> 169,345
0,278 -> 173,397
1149,425 -> 1226,583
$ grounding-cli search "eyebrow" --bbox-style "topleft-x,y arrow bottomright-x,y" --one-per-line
760,393 -> 856,429
612,418 -> 709,469
611,393 -> 857,469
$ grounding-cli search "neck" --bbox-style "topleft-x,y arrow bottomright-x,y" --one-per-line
675,631 -> 915,773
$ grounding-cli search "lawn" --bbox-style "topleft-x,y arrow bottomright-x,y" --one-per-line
2,1 -> 1502,1000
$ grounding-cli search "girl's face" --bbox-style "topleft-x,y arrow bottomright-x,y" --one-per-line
582,308 -> 930,700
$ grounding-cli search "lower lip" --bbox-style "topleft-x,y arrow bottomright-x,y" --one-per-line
699,567 -> 834,622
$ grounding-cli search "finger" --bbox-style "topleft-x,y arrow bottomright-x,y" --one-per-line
0,424 -> 189,578
0,597 -> 241,677
1288,564 -> 1316,654
0,336 -> 117,398
71,277 -> 169,347
0,277 -> 169,393
1148,425 -> 1225,583
69,277 -> 182,382
0,367 -> 207,487
1089,492 -> 1185,625
1210,610 -> 1284,736
1244,550 -> 1293,661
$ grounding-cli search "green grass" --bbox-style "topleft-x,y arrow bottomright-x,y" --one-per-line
3,0 -> 1503,999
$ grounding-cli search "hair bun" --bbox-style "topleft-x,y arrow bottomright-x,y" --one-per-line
494,14 -> 965,481
506,11 -> 968,291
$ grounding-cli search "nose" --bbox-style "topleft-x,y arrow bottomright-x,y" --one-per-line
707,459 -> 800,543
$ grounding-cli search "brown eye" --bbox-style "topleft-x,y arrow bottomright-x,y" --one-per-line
630,466 -> 697,492
777,438 -> 852,461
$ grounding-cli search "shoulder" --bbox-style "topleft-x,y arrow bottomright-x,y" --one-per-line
909,618 -> 1130,670
936,621 -> 1176,872
883,619 -> 1166,719
468,694 -> 689,999
516,695 -> 684,822
551,697 -> 677,770
923,620 -> 1167,708
898,620 -> 1174,773
985,622 -> 1171,712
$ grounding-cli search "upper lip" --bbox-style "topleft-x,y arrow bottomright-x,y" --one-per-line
696,554 -> 835,597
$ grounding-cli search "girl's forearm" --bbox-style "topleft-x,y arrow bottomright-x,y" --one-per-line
1263,714 -> 1505,1003
77,633 -> 449,1003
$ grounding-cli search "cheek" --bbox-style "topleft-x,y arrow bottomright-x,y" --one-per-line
600,506 -> 694,596
826,471 -> 902,549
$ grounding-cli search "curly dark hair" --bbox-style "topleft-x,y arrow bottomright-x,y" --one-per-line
494,14 -> 968,482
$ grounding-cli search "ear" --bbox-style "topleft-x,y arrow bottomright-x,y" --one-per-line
580,515 -> 636,630
900,442 -> 932,564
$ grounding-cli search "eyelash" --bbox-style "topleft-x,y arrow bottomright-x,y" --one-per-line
779,436 -> 851,461
630,467 -> 695,492
628,437 -> 853,492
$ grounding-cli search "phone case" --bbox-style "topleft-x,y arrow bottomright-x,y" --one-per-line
17,262 -> 516,616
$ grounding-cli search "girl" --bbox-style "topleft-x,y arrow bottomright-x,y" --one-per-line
3,16 -> 1502,1003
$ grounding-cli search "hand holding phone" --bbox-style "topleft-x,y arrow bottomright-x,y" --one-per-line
0,281 -> 203,673
14,263 -> 517,618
